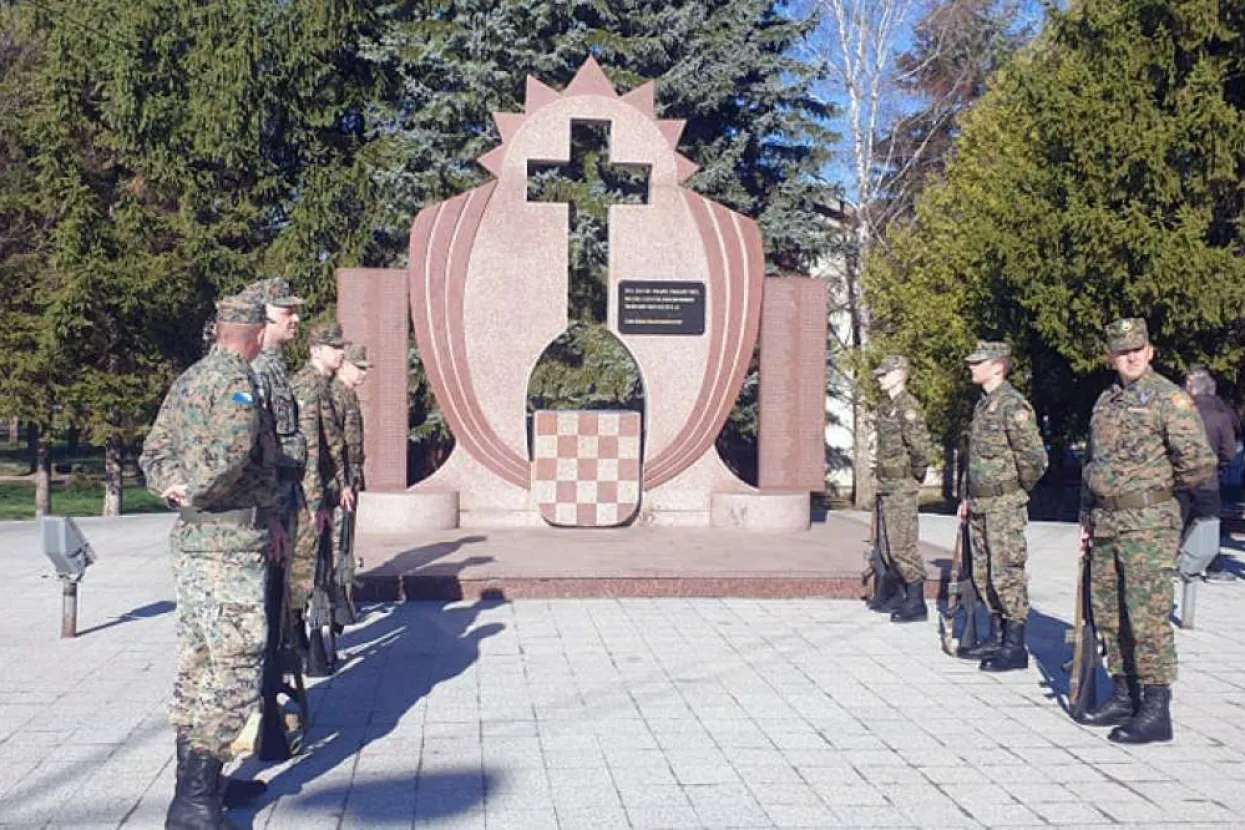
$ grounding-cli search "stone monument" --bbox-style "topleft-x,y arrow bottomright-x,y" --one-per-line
339,57 -> 826,533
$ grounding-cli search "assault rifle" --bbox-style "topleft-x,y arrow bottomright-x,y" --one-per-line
306,522 -> 337,677
940,514 -> 980,656
257,561 -> 309,761
862,496 -> 902,611
332,507 -> 358,631
1065,536 -> 1100,720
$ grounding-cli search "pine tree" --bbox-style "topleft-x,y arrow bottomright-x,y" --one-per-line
368,0 -> 835,454
1,0 -> 388,513
867,0 -> 1245,452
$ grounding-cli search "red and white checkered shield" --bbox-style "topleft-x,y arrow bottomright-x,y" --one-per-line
531,410 -> 641,527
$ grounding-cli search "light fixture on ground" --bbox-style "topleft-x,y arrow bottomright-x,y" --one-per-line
40,516 -> 97,638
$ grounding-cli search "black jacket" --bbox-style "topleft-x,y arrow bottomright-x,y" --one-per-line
1193,394 -> 1240,470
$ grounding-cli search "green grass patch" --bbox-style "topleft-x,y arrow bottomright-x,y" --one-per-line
0,482 -> 170,521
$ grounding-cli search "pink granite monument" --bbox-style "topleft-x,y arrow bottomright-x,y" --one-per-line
342,57 -> 826,533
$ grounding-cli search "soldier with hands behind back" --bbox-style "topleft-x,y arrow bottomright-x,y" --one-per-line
1077,318 -> 1216,743
139,296 -> 278,829
958,341 -> 1049,671
872,355 -> 937,623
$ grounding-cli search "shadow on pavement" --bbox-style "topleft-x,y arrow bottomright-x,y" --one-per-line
230,545 -> 506,826
76,599 -> 176,636
1027,607 -> 1107,715
357,534 -> 494,602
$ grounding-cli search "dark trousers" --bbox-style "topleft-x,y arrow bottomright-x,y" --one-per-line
1179,483 -> 1225,571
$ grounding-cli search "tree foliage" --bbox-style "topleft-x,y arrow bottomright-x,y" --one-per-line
371,0 -> 837,425
868,0 -> 1245,450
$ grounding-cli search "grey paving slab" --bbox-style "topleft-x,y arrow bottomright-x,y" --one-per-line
1,514 -> 1244,828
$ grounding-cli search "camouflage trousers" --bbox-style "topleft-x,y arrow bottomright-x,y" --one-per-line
169,545 -> 267,761
290,508 -> 327,612
1090,527 -> 1179,685
879,485 -> 924,583
968,505 -> 1029,621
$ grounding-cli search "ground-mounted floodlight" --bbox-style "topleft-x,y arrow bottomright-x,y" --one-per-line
1176,517 -> 1220,630
40,516 -> 97,638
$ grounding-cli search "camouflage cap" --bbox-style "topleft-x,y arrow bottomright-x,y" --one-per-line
344,343 -> 371,369
1106,317 -> 1149,352
307,320 -> 345,348
965,340 -> 1011,363
242,277 -> 305,308
872,355 -> 910,377
215,294 -> 266,325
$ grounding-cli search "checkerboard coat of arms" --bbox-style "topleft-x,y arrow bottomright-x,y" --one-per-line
407,58 -> 764,528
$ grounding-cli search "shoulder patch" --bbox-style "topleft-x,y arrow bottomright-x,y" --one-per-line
904,409 -> 917,422
1171,394 -> 1192,410
231,391 -> 255,406
1013,410 -> 1029,424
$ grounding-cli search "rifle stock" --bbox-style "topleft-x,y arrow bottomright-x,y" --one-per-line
1068,539 -> 1099,719
863,496 -> 902,609
257,561 -> 308,761
941,515 -> 979,654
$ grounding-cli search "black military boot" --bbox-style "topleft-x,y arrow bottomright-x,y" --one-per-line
980,620 -> 1028,672
1109,685 -> 1173,744
175,734 -> 266,811
166,748 -> 237,829
1076,675 -> 1139,727
890,581 -> 928,623
957,613 -> 1003,660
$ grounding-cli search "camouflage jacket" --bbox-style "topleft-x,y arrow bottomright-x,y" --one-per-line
252,346 -> 305,515
966,381 -> 1049,513
139,347 -> 276,552
292,364 -> 347,513
875,389 -> 935,492
1081,368 -> 1217,535
330,378 -> 365,491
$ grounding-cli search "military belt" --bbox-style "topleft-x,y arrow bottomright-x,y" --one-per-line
1097,488 -> 1174,511
179,507 -> 258,527
968,479 -> 1021,499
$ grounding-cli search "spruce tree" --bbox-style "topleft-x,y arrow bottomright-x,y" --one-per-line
368,0 -> 835,457
868,0 -> 1245,451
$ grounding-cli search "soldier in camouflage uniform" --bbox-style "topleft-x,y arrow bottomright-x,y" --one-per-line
872,355 -> 937,623
291,321 -> 351,675
139,296 -> 277,828
1077,318 -> 1216,744
958,341 -> 1049,671
328,344 -> 370,628
243,278 -> 306,544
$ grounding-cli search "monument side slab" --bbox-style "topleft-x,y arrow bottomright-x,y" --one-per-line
758,278 -> 828,492
336,267 -> 409,492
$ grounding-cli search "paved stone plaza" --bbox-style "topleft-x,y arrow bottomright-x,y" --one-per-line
1,513 -> 1243,829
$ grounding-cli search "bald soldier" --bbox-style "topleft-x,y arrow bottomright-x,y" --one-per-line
958,341 -> 1048,671
871,355 -> 937,623
1077,318 -> 1216,743
140,296 -> 278,828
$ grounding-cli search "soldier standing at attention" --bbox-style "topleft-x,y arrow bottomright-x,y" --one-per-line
140,296 -> 278,829
291,322 -> 352,674
958,341 -> 1049,671
1077,318 -> 1216,743
329,344 -> 370,626
244,278 -> 306,545
872,355 -> 936,623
